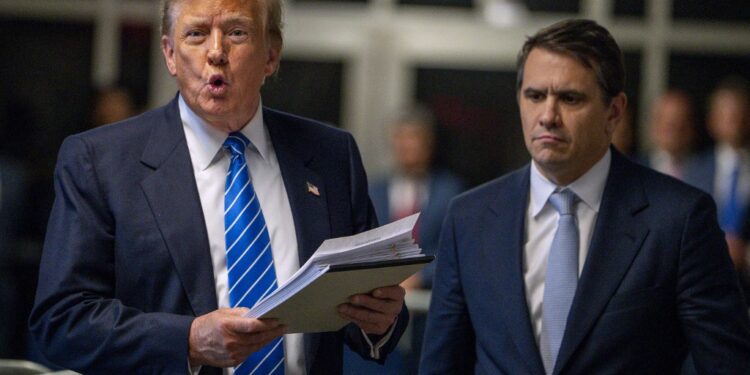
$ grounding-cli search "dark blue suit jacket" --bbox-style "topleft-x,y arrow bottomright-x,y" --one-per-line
420,149 -> 750,374
369,170 -> 464,288
682,149 -> 718,199
683,148 -> 750,239
29,97 -> 407,374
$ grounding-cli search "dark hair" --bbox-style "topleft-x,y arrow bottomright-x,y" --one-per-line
710,76 -> 750,106
516,19 -> 625,103
160,0 -> 284,47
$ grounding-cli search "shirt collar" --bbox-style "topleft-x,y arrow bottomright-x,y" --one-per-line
529,149 -> 611,217
717,143 -> 747,167
178,95 -> 270,171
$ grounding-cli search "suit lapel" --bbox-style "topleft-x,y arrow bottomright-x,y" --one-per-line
486,167 -> 547,375
139,97 -> 218,316
264,108 -> 330,372
554,150 -> 649,373
264,108 -> 330,264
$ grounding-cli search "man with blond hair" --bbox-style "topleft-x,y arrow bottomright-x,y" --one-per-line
30,1 -> 407,374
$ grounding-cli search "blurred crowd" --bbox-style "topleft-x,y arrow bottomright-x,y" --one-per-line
0,86 -> 140,361
614,77 -> 750,304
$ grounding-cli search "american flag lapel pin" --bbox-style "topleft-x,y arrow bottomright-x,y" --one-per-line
306,181 -> 320,197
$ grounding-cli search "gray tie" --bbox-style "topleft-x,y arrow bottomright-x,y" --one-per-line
540,189 -> 579,375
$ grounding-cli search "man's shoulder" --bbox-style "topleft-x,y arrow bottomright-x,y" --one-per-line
263,107 -> 350,140
449,166 -> 528,212
430,169 -> 465,189
74,101 -> 174,145
616,153 -> 711,208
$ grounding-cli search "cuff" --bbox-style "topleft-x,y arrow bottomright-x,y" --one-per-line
188,358 -> 201,375
359,317 -> 398,360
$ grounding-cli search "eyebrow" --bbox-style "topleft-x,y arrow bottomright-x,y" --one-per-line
181,14 -> 256,27
523,87 -> 586,97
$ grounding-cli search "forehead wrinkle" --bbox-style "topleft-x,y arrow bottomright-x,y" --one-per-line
181,13 -> 256,25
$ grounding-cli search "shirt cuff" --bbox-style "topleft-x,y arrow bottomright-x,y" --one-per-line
359,317 -> 398,360
188,358 -> 201,375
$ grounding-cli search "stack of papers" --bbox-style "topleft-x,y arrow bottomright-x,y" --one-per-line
244,213 -> 432,333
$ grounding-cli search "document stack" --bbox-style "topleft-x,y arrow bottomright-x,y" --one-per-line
244,213 -> 432,333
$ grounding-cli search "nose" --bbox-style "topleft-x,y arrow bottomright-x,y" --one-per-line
539,97 -> 560,128
207,31 -> 228,66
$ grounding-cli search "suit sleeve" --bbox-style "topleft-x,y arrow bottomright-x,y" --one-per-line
419,202 -> 476,374
28,136 -> 194,374
678,194 -> 750,374
339,133 -> 410,363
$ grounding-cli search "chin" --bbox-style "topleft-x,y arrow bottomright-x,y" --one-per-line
199,101 -> 231,116
533,149 -> 567,163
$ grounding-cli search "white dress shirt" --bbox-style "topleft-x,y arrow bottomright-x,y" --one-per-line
387,174 -> 428,220
523,150 -> 611,346
180,96 -> 305,374
650,150 -> 683,179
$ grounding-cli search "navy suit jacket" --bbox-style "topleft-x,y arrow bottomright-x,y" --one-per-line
369,170 -> 464,287
420,149 -> 750,374
682,149 -> 716,197
29,97 -> 407,374
683,148 -> 750,240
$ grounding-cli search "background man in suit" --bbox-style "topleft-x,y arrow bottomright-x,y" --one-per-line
420,19 -> 750,375
354,105 -> 463,374
29,0 -> 407,373
646,89 -> 697,180
369,105 -> 464,290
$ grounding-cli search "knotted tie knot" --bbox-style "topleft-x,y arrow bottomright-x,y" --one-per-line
549,189 -> 578,216
223,132 -> 250,157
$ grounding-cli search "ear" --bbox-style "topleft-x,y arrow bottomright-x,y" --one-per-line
605,92 -> 627,136
263,38 -> 282,77
161,35 -> 177,76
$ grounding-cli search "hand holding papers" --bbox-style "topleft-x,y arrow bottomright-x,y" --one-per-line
244,213 -> 432,333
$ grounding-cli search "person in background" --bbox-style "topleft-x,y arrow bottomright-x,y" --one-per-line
29,0 -> 407,373
370,105 -> 465,290
420,19 -> 750,374
348,106 -> 464,374
91,86 -> 138,127
683,78 -> 750,302
647,89 -> 697,180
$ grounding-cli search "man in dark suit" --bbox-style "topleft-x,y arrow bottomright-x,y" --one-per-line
420,19 -> 750,375
369,105 -> 465,290
645,89 -> 697,180
351,106 -> 463,374
29,0 -> 407,373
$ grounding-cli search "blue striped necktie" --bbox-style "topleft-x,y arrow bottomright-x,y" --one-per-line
223,132 -> 284,375
540,189 -> 579,375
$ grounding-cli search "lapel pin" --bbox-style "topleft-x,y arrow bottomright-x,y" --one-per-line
306,181 -> 320,197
